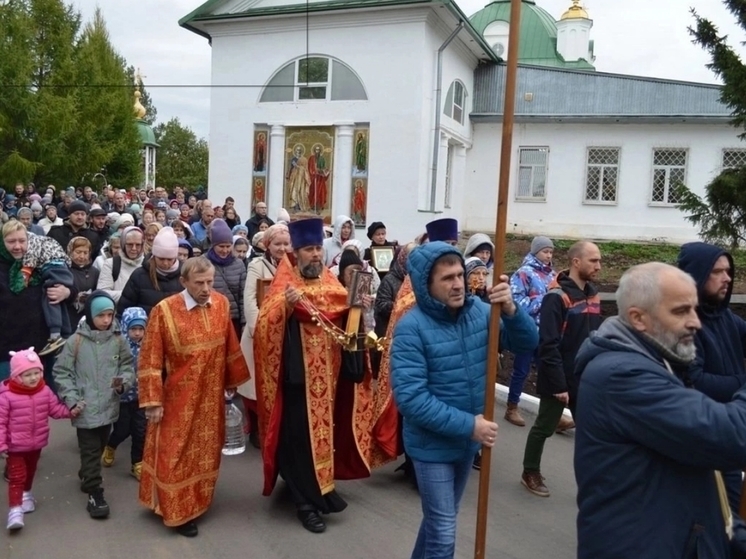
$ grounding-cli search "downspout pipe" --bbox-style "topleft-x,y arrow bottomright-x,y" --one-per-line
429,21 -> 464,212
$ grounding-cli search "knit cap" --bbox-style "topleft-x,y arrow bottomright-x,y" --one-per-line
530,236 -> 554,255
166,209 -> 179,222
151,227 -> 179,259
9,347 -> 43,380
366,221 -> 386,240
339,249 -> 363,277
89,295 -> 115,318
30,201 -> 43,212
68,200 -> 88,215
113,213 -> 135,231
210,219 -> 233,246
276,208 -> 291,224
465,256 -> 486,278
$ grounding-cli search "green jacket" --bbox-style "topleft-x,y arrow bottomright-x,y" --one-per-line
52,320 -> 134,429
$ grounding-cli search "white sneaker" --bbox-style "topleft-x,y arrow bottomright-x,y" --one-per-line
21,492 -> 35,513
7,506 -> 23,530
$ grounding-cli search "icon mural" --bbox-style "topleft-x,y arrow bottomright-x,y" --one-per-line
284,127 -> 334,219
351,128 -> 369,226
252,127 -> 269,206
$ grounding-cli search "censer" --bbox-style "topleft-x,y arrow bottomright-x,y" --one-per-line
296,269 -> 388,352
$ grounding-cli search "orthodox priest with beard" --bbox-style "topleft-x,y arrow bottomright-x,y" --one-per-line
254,218 -> 376,534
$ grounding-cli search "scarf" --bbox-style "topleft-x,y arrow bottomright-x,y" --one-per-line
207,247 -> 235,267
0,238 -> 42,293
6,377 -> 46,395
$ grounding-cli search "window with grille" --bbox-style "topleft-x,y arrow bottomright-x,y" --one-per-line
260,56 -> 367,102
516,147 -> 548,200
444,81 -> 467,125
651,149 -> 687,205
584,148 -> 620,204
444,144 -> 454,208
722,149 -> 746,170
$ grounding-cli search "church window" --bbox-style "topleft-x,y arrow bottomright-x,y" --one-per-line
260,56 -> 367,103
651,149 -> 687,205
584,148 -> 620,204
444,81 -> 466,125
722,149 -> 746,170
516,147 -> 548,201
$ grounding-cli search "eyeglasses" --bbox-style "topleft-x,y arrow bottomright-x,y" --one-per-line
125,243 -> 143,249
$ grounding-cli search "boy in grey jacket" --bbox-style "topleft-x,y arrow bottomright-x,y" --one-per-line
53,291 -> 133,519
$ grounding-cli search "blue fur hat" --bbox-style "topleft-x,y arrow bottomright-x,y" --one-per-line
426,218 -> 458,243
288,218 -> 324,249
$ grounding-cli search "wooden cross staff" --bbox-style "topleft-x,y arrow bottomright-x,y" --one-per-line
474,0 -> 523,557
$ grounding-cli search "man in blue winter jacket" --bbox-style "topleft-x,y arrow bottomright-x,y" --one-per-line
678,242 -> 746,513
575,262 -> 746,559
390,242 -> 537,559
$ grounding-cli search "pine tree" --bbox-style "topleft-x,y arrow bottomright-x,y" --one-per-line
676,2 -> 746,246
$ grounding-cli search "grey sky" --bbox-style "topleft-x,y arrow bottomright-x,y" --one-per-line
72,0 -> 743,140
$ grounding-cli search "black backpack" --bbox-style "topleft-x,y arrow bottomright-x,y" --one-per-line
111,255 -> 122,283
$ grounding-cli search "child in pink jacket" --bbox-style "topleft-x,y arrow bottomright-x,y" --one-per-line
0,347 -> 83,531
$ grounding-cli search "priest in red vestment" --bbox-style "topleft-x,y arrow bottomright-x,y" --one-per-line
254,217 -> 381,534
138,256 -> 250,537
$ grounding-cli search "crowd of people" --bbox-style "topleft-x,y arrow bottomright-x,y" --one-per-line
3,181 -> 746,558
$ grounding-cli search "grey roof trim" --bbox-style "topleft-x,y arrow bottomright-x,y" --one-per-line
473,62 -> 731,118
470,114 -> 733,124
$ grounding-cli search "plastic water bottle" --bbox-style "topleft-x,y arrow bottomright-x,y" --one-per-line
222,398 -> 246,456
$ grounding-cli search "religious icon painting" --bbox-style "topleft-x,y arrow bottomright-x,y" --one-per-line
370,246 -> 395,273
252,126 -> 270,207
252,176 -> 266,206
284,126 -> 334,220
350,126 -> 369,227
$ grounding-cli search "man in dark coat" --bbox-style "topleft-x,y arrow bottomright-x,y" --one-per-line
521,241 -> 602,498
678,242 -> 746,515
244,202 -> 275,240
48,200 -> 102,257
575,262 -> 746,559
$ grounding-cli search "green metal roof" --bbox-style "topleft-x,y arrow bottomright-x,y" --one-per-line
469,0 -> 594,70
137,120 -> 158,147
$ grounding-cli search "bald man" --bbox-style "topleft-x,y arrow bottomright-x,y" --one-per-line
521,241 -> 602,498
574,263 -> 746,559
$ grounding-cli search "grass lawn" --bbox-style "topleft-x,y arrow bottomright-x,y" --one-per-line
486,235 -> 746,292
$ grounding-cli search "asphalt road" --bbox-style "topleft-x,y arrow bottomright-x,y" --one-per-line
2,402 -> 577,559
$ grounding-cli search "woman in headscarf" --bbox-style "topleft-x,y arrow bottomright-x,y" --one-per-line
232,224 -> 249,239
205,219 -> 246,336
117,227 -> 182,316
330,239 -> 380,295
93,231 -> 121,271
233,235 -> 251,268
142,222 -> 163,256
239,223 -> 290,448
97,226 -> 145,304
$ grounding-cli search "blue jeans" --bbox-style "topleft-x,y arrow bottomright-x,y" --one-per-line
509,351 -> 535,404
410,458 -> 473,559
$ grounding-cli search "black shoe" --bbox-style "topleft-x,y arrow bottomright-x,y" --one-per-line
297,509 -> 326,533
175,521 -> 199,537
472,453 -> 482,471
87,488 -> 110,519
249,431 -> 260,449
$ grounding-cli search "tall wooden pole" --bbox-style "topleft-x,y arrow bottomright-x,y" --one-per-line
474,0 -> 522,557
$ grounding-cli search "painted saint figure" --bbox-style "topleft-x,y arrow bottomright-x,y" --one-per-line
287,145 -> 311,212
308,144 -> 330,212
254,133 -> 267,173
352,180 -> 366,225
253,179 -> 266,206
355,133 -> 367,173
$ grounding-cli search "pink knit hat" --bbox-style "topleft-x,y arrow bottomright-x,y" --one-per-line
151,227 -> 179,259
9,347 -> 43,379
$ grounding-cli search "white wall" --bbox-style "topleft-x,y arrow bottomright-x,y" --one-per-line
465,122 -> 742,243
202,7 -> 477,244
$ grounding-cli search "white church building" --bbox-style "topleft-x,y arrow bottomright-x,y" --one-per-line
180,0 -> 739,243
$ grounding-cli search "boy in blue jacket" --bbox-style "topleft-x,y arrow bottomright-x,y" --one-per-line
390,242 -> 537,559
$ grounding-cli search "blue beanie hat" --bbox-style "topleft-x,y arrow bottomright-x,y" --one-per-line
89,295 -> 115,318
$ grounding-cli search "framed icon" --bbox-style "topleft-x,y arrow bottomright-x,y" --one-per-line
370,246 -> 395,273
346,270 -> 373,308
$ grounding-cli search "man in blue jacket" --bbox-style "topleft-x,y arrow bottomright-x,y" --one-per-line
390,242 -> 537,559
575,262 -> 746,559
678,242 -> 746,513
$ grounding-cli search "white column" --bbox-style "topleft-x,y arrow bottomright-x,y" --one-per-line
152,147 -> 157,189
332,124 -> 355,220
268,125 -> 285,215
433,133 -> 450,212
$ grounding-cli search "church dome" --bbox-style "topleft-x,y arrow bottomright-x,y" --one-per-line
137,119 -> 158,147
560,0 -> 589,20
469,0 -> 594,70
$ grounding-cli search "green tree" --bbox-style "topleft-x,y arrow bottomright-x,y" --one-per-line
153,118 -> 208,189
0,0 -> 141,189
676,2 -> 746,245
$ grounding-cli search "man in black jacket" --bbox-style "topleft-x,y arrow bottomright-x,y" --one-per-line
48,200 -> 102,257
521,241 -> 602,498
244,202 -> 275,240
